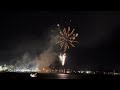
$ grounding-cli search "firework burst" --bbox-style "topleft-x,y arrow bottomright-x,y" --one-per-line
56,26 -> 79,66
56,26 -> 78,53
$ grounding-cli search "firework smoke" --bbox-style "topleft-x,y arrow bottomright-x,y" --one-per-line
10,53 -> 37,72
10,27 -> 59,72
34,27 -> 59,70
35,47 -> 57,70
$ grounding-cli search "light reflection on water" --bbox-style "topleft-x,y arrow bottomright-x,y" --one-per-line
57,74 -> 69,79
0,72 -> 83,79
57,74 -> 73,79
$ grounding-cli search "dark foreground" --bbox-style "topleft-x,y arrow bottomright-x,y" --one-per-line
0,72 -> 120,80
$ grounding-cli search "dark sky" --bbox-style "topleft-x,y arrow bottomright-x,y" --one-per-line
0,10 -> 120,70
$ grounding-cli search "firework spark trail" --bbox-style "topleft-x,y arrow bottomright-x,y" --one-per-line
58,53 -> 66,66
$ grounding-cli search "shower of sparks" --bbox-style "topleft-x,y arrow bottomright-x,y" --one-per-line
56,26 -> 78,53
56,25 -> 79,66
58,53 -> 66,66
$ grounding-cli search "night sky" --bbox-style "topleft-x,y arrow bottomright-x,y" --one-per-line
0,10 -> 120,71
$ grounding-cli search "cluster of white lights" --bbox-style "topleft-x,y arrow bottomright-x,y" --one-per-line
0,65 -> 8,71
12,68 -> 39,72
76,71 -> 91,74
0,64 -> 40,72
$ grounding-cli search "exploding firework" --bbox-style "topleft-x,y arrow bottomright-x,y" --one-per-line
56,26 -> 78,53
56,26 -> 78,66
58,53 -> 66,66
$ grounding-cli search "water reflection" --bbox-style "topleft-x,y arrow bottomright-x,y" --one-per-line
57,74 -> 69,79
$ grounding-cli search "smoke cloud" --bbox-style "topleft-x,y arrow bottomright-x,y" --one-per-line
35,27 -> 59,69
35,47 -> 58,69
10,26 -> 59,71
